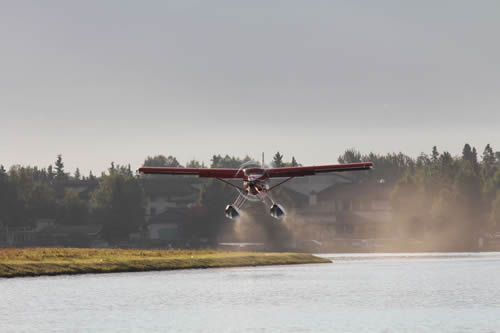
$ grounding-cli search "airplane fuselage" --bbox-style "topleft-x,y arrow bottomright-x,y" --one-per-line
242,168 -> 269,198
224,167 -> 285,219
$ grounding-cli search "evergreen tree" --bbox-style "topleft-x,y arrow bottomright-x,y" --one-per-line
490,192 -> 500,230
47,165 -> 54,180
272,152 -> 284,168
431,161 -> 484,248
481,144 -> 497,182
54,154 -> 66,180
462,144 -> 479,173
472,147 -> 479,173
0,166 -> 10,224
454,161 -> 482,221
291,156 -> 298,167
462,144 -> 473,161
391,171 -> 426,236
483,169 -> 500,199
109,163 -> 133,176
435,151 -> 457,186
482,144 -> 495,165
74,168 -> 81,180
0,165 -> 6,180
431,146 -> 439,163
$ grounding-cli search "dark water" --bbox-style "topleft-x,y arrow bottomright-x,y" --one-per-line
1,253 -> 500,332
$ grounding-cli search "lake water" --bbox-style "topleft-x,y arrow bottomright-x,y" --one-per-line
1,253 -> 500,332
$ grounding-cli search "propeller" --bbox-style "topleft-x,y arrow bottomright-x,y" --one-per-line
234,160 -> 263,203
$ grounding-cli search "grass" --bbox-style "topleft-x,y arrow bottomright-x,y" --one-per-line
0,248 -> 330,278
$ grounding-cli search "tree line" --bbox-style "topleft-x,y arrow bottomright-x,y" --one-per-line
1,146 -> 500,245
0,152 -> 296,244
338,144 -> 500,246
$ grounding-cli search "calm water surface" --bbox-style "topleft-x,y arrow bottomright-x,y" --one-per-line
1,253 -> 500,332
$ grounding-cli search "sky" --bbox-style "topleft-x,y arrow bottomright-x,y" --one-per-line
1,0 -> 499,175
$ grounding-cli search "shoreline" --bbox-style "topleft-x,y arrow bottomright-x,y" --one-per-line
0,248 -> 330,278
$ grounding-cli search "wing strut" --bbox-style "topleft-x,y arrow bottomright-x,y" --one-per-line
216,178 -> 244,191
268,177 -> 295,191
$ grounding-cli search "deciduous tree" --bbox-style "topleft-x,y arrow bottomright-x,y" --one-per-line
186,160 -> 205,168
338,149 -> 361,164
90,172 -> 145,243
143,155 -> 183,168
59,190 -> 88,225
210,154 -> 252,168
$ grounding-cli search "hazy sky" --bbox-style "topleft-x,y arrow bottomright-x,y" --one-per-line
1,0 -> 499,175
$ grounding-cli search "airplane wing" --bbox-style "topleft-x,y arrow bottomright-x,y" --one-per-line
265,162 -> 373,178
138,167 -> 245,178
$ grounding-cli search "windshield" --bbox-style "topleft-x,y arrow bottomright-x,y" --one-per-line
244,168 -> 265,175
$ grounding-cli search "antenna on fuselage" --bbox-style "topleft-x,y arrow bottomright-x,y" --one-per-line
261,152 -> 264,168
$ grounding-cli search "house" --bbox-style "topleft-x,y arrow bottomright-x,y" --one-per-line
141,177 -> 201,220
317,181 -> 393,236
282,174 -> 394,241
0,225 -> 37,246
35,218 -> 56,231
36,224 -> 103,247
143,208 -> 193,245
282,173 -> 353,207
52,178 -> 99,202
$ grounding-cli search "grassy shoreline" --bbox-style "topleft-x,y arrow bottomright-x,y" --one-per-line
0,248 -> 330,278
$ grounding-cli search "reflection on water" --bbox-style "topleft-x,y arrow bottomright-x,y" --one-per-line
2,253 -> 500,332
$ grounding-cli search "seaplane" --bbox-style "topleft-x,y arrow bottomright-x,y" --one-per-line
138,159 -> 373,220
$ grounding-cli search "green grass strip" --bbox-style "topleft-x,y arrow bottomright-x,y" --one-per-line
0,248 -> 330,278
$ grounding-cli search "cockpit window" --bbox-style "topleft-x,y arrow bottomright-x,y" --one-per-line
244,168 -> 265,175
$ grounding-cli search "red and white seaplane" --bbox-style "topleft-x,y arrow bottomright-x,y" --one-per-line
139,161 -> 373,220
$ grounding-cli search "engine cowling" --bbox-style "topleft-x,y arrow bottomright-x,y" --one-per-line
270,203 -> 286,219
225,204 -> 241,220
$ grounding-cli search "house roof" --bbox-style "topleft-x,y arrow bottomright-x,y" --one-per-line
146,208 -> 193,225
282,174 -> 353,196
53,179 -> 99,199
318,182 -> 392,200
141,177 -> 201,197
